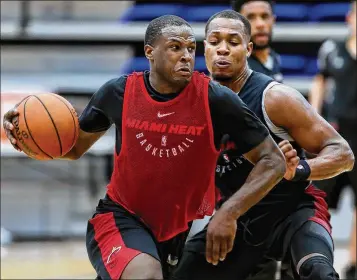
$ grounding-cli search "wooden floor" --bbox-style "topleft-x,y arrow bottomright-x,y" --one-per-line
1,240 -> 96,279
0,239 -> 351,279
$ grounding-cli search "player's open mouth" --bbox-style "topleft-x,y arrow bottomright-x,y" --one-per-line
215,60 -> 231,69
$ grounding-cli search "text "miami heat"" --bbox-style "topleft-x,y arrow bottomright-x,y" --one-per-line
126,118 -> 205,136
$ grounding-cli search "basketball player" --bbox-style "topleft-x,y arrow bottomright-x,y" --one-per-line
309,2 -> 356,278
3,15 -> 289,280
233,0 -> 283,83
172,10 -> 355,280
232,1 -> 283,278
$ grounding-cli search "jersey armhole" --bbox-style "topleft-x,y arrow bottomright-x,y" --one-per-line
261,81 -> 294,141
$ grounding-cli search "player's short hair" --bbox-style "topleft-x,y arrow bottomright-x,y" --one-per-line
231,0 -> 275,13
144,15 -> 192,46
205,10 -> 251,40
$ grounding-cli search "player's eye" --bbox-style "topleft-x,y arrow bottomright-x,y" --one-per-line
209,41 -> 218,45
230,41 -> 239,46
262,14 -> 270,20
170,45 -> 180,50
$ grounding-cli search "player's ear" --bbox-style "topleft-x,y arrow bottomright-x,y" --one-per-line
144,44 -> 154,61
203,40 -> 207,56
246,42 -> 253,58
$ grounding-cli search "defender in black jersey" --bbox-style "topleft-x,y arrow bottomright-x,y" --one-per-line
233,0 -> 283,82
309,2 -> 357,278
3,15 -> 288,280
173,10 -> 354,280
232,1 -> 283,278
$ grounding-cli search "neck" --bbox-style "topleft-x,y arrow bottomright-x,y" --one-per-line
252,47 -> 270,64
347,36 -> 356,58
149,71 -> 185,94
217,65 -> 252,93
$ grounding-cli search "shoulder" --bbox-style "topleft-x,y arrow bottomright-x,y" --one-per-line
264,84 -> 309,124
99,75 -> 128,94
318,39 -> 339,59
265,83 -> 304,105
208,80 -> 244,106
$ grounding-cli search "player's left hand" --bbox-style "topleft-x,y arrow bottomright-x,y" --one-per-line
279,140 -> 300,180
205,207 -> 237,265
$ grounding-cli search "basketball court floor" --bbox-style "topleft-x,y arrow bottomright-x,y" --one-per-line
1,189 -> 354,279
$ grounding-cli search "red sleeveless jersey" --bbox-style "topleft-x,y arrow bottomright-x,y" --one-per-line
107,72 -> 219,242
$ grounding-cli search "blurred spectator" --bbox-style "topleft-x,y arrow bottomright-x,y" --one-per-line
309,1 -> 356,279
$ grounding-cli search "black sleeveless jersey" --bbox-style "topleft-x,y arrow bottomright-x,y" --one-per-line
216,71 -> 310,224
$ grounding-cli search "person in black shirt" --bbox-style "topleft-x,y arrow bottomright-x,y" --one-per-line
232,0 -> 283,82
173,10 -> 354,280
232,1 -> 283,278
3,15 -> 288,280
309,2 -> 357,278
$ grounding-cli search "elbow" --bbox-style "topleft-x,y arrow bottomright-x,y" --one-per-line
61,147 -> 83,160
343,142 -> 355,172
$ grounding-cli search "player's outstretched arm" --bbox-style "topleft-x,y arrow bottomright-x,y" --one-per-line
265,84 -> 355,180
3,78 -> 119,160
206,85 -> 286,265
59,129 -> 106,160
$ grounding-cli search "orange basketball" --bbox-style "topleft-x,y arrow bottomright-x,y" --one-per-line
12,93 -> 79,160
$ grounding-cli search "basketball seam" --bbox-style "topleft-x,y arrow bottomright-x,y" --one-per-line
23,96 -> 53,159
33,95 -> 62,156
51,94 -> 77,155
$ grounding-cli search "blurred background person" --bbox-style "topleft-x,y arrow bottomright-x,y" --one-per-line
309,1 -> 356,279
233,0 -> 283,83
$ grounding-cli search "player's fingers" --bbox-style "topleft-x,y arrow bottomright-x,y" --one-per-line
280,143 -> 293,154
3,108 -> 19,122
206,235 -> 213,264
227,235 -> 234,253
288,156 -> 300,167
4,122 -> 17,145
3,120 -> 14,131
219,240 -> 228,262
284,149 -> 297,160
211,238 -> 221,265
278,140 -> 290,149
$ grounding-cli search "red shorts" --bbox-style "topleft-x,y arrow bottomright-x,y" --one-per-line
86,196 -> 190,279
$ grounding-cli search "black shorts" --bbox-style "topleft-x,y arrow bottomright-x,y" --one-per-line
86,196 -> 190,279
172,185 -> 332,280
313,118 -> 357,209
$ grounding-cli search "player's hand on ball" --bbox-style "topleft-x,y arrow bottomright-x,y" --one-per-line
278,140 -> 299,180
2,107 -> 21,152
206,207 -> 237,265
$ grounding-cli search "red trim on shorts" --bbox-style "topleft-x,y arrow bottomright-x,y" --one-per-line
305,184 -> 332,234
90,212 -> 141,279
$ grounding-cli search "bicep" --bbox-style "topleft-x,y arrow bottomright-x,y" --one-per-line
266,85 -> 340,154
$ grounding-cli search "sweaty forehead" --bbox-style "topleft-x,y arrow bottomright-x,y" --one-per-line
161,25 -> 195,42
207,18 -> 245,37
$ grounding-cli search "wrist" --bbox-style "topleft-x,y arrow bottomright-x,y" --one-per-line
291,160 -> 311,182
219,200 -> 241,221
